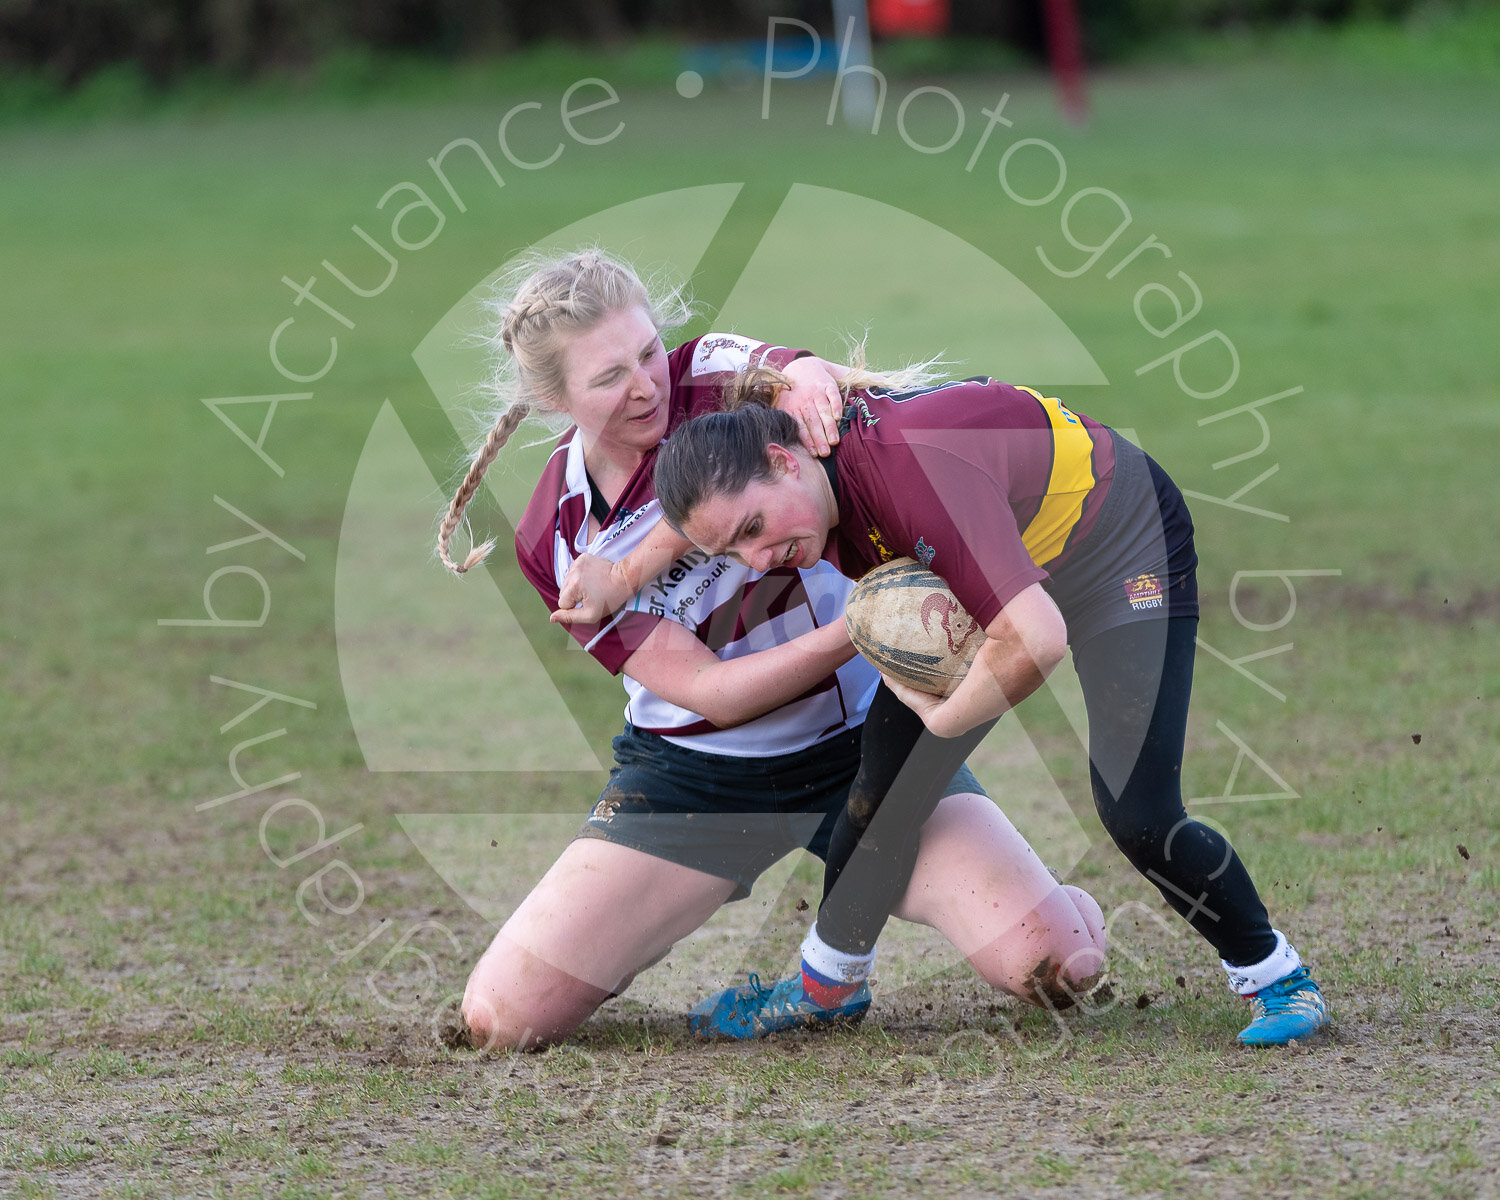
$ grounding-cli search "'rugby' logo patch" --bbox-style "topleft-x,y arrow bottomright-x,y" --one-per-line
1125,573 -> 1164,610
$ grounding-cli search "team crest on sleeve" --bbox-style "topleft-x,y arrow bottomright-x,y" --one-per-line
692,334 -> 755,375
1125,573 -> 1164,610
913,537 -> 936,568
866,526 -> 897,562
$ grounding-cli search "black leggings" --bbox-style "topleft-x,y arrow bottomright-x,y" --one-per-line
817,616 -> 1278,969
815,683 -> 994,955
1072,617 -> 1276,966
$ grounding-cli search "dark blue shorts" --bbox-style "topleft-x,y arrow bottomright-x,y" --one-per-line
576,724 -> 985,901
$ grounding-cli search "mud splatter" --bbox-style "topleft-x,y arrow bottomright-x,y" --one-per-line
845,791 -> 878,827
1022,957 -> 1080,1011
437,1014 -> 471,1051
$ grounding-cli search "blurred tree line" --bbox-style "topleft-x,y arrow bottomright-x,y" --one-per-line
0,0 -> 1450,88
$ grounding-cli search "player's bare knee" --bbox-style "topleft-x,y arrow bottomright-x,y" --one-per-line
1058,946 -> 1106,999
1000,936 -> 1106,1011
461,972 -> 532,1051
1013,957 -> 1076,1011
460,991 -> 507,1050
460,992 -> 553,1052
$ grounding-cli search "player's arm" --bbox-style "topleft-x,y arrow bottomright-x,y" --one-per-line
620,614 -> 857,729
881,582 -> 1068,739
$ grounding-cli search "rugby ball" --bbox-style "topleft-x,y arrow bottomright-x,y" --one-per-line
845,558 -> 987,696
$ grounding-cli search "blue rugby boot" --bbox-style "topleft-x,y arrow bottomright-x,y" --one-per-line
1238,966 -> 1330,1046
688,973 -> 871,1039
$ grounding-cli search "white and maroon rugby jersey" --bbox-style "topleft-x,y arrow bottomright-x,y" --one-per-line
515,333 -> 878,756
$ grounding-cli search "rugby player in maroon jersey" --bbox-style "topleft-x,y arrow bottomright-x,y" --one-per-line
652,374 -> 1330,1047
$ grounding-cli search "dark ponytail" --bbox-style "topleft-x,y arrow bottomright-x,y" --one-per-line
655,405 -> 800,532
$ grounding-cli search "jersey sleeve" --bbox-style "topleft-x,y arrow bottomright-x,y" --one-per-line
669,334 -> 812,421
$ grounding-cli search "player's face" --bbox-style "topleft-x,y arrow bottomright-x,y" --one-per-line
558,306 -> 671,460
679,458 -> 830,574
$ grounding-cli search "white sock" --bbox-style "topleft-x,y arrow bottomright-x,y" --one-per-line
1221,929 -> 1302,996
800,921 -> 876,986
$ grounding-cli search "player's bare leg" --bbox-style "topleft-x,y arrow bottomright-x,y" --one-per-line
462,839 -> 736,1050
892,791 -> 1107,1006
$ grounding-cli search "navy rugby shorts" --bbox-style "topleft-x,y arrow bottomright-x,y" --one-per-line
577,723 -> 985,901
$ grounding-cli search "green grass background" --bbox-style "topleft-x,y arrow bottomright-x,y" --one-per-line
1,20 -> 1498,1199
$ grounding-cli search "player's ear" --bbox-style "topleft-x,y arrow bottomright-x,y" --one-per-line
766,443 -> 798,478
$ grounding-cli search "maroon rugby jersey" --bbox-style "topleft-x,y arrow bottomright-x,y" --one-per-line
826,379 -> 1116,630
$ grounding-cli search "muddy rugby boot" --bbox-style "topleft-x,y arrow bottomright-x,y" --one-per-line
1237,966 -> 1330,1046
688,973 -> 871,1039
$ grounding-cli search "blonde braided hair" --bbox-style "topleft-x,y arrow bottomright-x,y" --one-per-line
435,401 -> 532,574
437,248 -> 692,576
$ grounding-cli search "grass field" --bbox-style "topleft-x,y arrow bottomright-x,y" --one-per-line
2,22 -> 1498,1199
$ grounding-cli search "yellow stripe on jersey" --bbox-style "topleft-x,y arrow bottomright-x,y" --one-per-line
1015,385 -> 1097,566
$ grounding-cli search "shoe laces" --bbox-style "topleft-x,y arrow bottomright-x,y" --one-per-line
726,973 -> 769,1015
1249,967 -> 1321,1018
734,973 -> 795,1013
764,975 -> 806,1014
